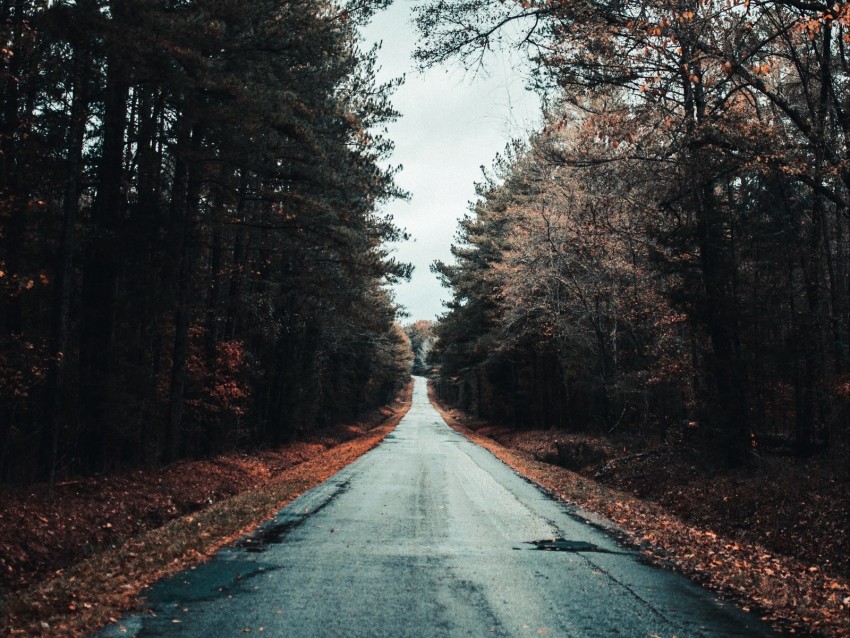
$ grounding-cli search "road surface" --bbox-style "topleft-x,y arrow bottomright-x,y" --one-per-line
99,376 -> 775,637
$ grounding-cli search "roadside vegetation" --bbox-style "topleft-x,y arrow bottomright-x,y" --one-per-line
431,388 -> 850,638
420,0 -> 850,467
0,384 -> 412,637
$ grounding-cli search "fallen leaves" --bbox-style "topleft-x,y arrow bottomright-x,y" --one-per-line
430,386 -> 850,638
0,383 -> 412,637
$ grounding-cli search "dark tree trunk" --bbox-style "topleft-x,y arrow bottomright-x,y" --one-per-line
43,47 -> 89,485
1,0 -> 25,335
225,171 -> 249,339
165,123 -> 204,463
695,181 -> 748,465
78,43 -> 130,474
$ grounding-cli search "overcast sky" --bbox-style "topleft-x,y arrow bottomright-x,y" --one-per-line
361,1 -> 541,322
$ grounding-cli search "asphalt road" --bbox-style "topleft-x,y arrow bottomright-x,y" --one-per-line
99,376 -> 776,637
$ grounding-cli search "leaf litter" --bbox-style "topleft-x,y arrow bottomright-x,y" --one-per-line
429,385 -> 849,638
0,384 -> 412,637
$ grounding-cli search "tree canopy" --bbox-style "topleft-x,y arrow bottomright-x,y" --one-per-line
0,0 -> 412,483
421,0 -> 850,464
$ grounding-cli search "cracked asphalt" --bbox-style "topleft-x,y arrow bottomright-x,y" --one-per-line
97,376 -> 777,637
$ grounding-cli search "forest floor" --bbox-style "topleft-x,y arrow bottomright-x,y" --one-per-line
429,388 -> 850,638
0,382 -> 412,637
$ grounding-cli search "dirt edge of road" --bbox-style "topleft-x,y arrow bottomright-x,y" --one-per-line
0,383 -> 413,638
428,384 -> 850,638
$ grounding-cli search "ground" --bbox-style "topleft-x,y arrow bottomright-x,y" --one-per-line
428,389 -> 850,638
2,381 -> 848,637
0,441 -> 327,594
0,383 -> 412,637
477,424 -> 849,580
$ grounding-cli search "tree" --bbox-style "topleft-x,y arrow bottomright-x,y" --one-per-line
0,0 -> 412,484
404,320 -> 434,375
419,0 -> 850,462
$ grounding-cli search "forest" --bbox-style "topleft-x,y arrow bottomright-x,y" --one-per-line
2,2 -> 850,635
419,0 -> 850,468
0,0 -> 413,485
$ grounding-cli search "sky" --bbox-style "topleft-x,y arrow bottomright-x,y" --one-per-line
361,1 -> 541,323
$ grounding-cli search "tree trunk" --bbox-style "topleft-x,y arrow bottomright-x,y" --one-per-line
78,42 -> 130,474
695,183 -> 748,464
1,0 -> 25,335
43,46 -> 89,485
165,123 -> 204,463
225,170 -> 249,339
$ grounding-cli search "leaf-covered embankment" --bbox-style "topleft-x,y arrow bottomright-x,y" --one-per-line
0,382 -> 412,638
428,384 -> 850,638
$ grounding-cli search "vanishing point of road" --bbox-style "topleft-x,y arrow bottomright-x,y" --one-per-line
99,377 -> 776,637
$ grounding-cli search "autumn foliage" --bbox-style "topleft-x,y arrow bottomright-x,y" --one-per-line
419,0 -> 850,467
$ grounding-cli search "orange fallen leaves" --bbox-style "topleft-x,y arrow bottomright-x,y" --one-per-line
0,383 -> 413,638
430,387 -> 850,638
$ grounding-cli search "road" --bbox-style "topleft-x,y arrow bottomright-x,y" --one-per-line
99,376 -> 775,637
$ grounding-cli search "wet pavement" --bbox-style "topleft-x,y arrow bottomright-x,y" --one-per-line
97,376 -> 778,637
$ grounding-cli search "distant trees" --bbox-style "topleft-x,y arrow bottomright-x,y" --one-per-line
404,320 -> 434,375
0,0 -> 411,484
420,0 -> 850,463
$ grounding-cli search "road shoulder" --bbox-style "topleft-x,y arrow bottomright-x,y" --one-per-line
0,384 -> 412,638
428,383 -> 849,638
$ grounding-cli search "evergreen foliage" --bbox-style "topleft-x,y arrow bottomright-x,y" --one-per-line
0,0 -> 411,483
404,319 -> 433,375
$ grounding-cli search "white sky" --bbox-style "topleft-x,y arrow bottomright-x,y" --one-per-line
361,1 -> 541,322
